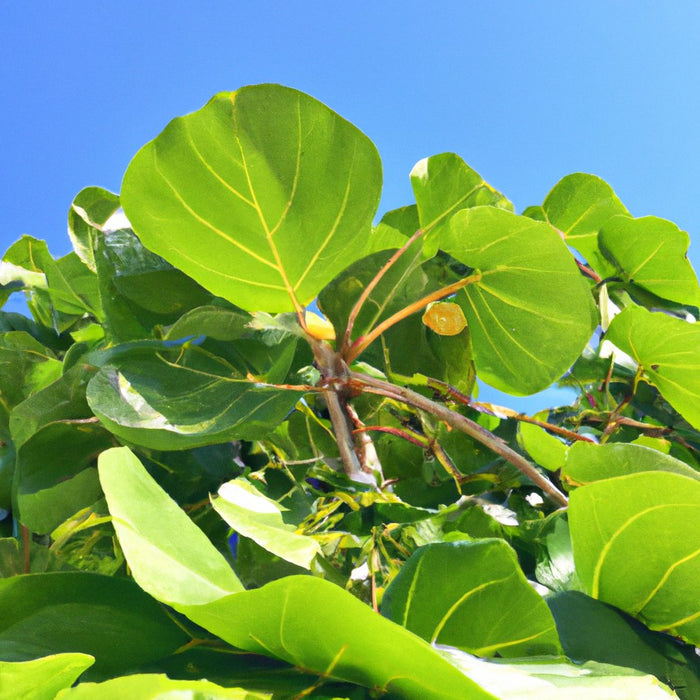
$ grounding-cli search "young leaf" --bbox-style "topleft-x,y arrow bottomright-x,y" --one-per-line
1,654 -> 94,700
56,674 -> 272,699
599,215 -> 700,307
381,540 -> 562,658
121,84 -> 382,313
68,186 -> 120,272
98,447 -> 244,606
569,471 -> 700,645
606,305 -> 700,429
212,478 -> 322,569
442,207 -> 598,395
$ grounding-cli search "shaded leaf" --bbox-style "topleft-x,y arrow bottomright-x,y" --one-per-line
98,447 -> 243,606
548,591 -> 700,700
606,305 -> 700,429
442,207 -> 597,394
213,479 -> 321,569
600,215 -> 700,307
381,540 -> 562,657
0,572 -> 187,676
121,84 -> 382,312
569,471 -> 700,644
87,345 -> 302,450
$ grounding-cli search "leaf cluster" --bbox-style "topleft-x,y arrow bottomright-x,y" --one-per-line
0,84 -> 699,699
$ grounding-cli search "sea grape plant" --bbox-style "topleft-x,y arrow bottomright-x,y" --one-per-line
0,83 -> 698,698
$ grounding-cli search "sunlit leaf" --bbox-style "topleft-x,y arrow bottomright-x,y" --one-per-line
98,447 -> 243,606
569,471 -> 700,645
0,653 -> 94,700
381,540 -> 562,657
121,84 -> 382,312
213,478 -> 322,569
606,305 -> 700,429
441,207 -> 598,394
541,173 -> 629,276
517,423 -> 568,472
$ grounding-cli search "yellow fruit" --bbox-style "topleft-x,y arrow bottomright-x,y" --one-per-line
305,310 -> 336,341
422,302 -> 467,336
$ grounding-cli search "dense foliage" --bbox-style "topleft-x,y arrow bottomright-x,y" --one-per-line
1,84 -> 699,699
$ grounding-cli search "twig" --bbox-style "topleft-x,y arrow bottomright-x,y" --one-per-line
345,273 -> 481,364
351,372 -> 569,507
341,228 -> 425,353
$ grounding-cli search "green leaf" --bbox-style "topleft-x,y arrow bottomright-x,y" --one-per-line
562,442 -> 700,489
438,648 -> 678,699
380,540 -> 562,657
0,572 -> 187,676
548,591 -> 700,700
606,305 -> 700,429
0,653 -> 94,700
56,674 -> 272,699
212,478 -> 321,569
517,423 -> 569,472
98,447 -> 243,606
410,153 -> 512,252
442,207 -> 598,394
541,173 -> 629,276
178,577 -> 495,700
121,84 -> 382,313
599,215 -> 700,307
68,186 -> 120,271
87,345 -> 302,450
569,471 -> 700,645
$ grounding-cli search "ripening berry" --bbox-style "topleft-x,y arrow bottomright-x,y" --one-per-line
422,301 -> 468,336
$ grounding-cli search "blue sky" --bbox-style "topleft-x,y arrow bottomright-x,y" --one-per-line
2,2 -> 699,410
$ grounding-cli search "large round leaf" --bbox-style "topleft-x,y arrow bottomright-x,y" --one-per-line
442,207 -> 598,395
121,84 -> 382,312
606,305 -> 700,430
569,471 -> 700,645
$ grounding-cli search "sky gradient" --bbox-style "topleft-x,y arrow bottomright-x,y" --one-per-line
3,2 -> 699,409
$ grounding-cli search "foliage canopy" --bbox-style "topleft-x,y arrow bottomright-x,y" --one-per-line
1,84 -> 699,699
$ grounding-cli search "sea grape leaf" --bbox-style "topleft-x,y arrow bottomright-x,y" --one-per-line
441,207 -> 598,395
177,577 -> 495,700
87,344 -> 302,450
68,186 -> 120,271
121,84 -> 382,313
569,471 -> 700,645
0,572 -> 187,676
606,305 -> 700,429
99,448 -> 493,699
56,674 -> 272,699
0,653 -> 94,700
562,441 -> 700,489
380,540 -> 562,658
517,423 -> 569,472
98,447 -> 243,605
213,479 -> 322,569
548,591 -> 700,700
93,227 -> 213,342
541,173 -> 629,276
437,647 -> 678,699
410,153 -> 512,253
599,215 -> 700,307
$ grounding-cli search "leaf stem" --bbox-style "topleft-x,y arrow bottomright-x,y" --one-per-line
344,273 -> 481,364
341,228 -> 425,353
350,371 -> 569,507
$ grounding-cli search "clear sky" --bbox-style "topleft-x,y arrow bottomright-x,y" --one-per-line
2,2 -> 700,410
